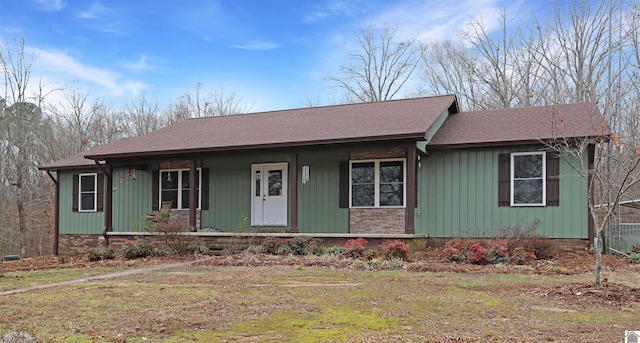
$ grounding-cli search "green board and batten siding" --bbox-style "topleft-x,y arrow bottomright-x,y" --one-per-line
298,151 -> 349,233
58,170 -> 103,235
415,146 -> 589,238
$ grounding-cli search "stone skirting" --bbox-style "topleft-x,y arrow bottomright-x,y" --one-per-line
349,208 -> 405,234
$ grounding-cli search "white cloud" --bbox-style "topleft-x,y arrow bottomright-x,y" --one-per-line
232,41 -> 280,51
303,1 -> 354,23
28,46 -> 148,100
123,55 -> 153,73
368,0 -> 506,43
31,0 -> 65,12
77,2 -> 110,19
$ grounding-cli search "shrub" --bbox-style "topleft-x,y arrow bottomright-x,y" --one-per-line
324,246 -> 344,255
246,245 -> 264,254
276,244 -> 292,255
442,238 -> 467,262
363,249 -> 377,261
485,240 -> 509,264
467,243 -> 487,264
510,247 -> 537,265
261,238 -> 284,255
629,253 -> 640,264
291,237 -> 311,255
381,240 -> 410,261
523,235 -> 555,260
120,240 -> 154,259
344,238 -> 368,259
88,247 -> 117,261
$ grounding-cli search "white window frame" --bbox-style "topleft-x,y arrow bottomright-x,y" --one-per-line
78,173 -> 98,212
349,158 -> 406,208
159,168 -> 202,210
511,151 -> 546,207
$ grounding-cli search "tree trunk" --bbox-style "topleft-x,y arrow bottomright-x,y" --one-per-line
594,228 -> 602,286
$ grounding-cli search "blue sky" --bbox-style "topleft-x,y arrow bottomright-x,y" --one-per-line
0,0 -> 553,112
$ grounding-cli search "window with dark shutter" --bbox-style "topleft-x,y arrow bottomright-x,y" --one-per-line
152,170 -> 159,211
546,156 -> 560,206
97,173 -> 104,212
72,174 -> 79,212
338,161 -> 349,208
201,168 -> 209,210
498,152 -> 561,207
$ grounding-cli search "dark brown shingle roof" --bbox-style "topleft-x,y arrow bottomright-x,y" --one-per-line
82,95 -> 457,160
428,102 -> 608,148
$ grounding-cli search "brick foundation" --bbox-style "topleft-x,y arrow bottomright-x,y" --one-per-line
349,208 -> 405,234
58,234 -> 107,255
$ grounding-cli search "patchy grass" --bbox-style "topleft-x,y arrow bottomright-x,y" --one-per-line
0,264 -> 637,342
0,267 -> 128,292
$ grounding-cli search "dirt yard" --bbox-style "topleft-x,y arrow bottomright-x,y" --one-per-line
2,249 -> 639,310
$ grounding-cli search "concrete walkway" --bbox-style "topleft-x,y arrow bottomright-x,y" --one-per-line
0,260 -> 201,296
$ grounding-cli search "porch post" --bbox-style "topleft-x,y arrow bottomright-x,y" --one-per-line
405,145 -> 416,234
289,153 -> 299,233
104,164 -> 113,233
189,159 -> 197,229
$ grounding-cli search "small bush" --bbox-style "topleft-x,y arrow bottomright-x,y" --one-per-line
261,238 -> 284,255
523,235 -> 555,260
510,247 -> 537,265
629,253 -> 640,264
246,245 -> 264,254
276,244 -> 292,255
291,237 -> 312,255
467,243 -> 487,264
344,238 -> 368,259
88,247 -> 117,261
381,240 -> 410,261
485,240 -> 509,264
120,240 -> 154,259
442,238 -> 467,262
324,246 -> 344,255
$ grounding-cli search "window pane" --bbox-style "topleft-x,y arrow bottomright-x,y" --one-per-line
80,193 -> 95,211
161,190 -> 178,209
352,162 -> 375,183
380,184 -> 403,206
513,179 -> 543,204
255,171 -> 261,196
182,171 -> 190,190
380,161 -> 403,182
268,170 -> 282,196
182,190 -> 189,209
80,175 -> 95,192
161,171 -> 178,189
352,184 -> 375,206
513,154 -> 542,178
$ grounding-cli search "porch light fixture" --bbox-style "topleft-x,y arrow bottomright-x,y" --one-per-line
302,165 -> 310,184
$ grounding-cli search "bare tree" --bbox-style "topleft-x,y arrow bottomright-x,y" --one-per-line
544,109 -> 640,286
121,92 -> 160,137
327,25 -> 422,103
0,37 -> 51,255
162,83 -> 253,126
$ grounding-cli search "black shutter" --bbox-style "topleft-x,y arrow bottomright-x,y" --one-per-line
201,168 -> 209,210
96,173 -> 104,212
72,174 -> 79,212
546,156 -> 560,206
498,154 -> 510,206
152,170 -> 159,211
338,161 -> 349,208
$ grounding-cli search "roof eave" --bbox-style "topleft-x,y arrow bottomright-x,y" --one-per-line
84,133 -> 427,161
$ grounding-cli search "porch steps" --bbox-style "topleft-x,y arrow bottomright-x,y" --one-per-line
203,236 -> 257,255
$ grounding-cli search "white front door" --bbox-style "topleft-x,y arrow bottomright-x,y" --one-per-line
251,163 -> 288,226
